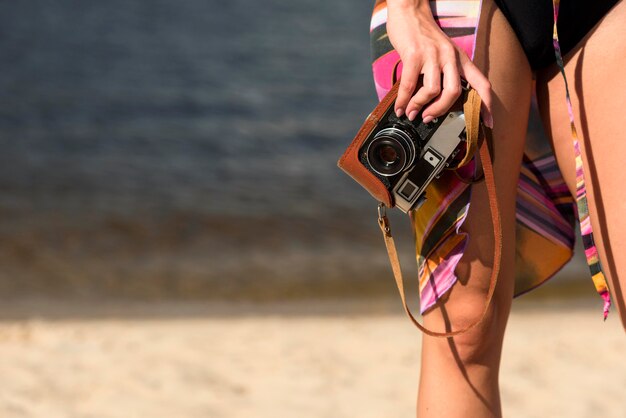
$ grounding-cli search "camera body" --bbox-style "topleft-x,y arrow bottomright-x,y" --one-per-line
358,106 -> 467,213
338,79 -> 475,213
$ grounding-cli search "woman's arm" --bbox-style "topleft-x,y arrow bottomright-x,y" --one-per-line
386,0 -> 493,127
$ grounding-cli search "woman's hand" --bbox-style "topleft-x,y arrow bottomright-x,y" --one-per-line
387,0 -> 493,127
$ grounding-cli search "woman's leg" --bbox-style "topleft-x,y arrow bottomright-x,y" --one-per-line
535,0 -> 626,330
416,0 -> 532,416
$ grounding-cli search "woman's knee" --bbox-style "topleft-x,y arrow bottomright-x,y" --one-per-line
423,238 -> 514,362
452,290 -> 509,366
434,179 -> 517,363
424,267 -> 512,366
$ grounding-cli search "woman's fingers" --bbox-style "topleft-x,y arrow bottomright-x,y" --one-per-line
421,60 -> 462,121
406,60 -> 441,121
392,43 -> 493,128
394,55 -> 420,118
458,52 -> 494,128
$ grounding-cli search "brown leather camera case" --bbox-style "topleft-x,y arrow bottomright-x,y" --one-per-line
336,82 -> 401,207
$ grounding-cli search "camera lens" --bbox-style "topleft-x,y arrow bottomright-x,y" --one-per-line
366,128 -> 416,176
378,143 -> 398,163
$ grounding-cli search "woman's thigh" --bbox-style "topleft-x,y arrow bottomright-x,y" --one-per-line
535,0 -> 626,329
422,0 -> 533,338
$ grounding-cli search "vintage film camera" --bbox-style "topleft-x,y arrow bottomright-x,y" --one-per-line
338,79 -> 473,213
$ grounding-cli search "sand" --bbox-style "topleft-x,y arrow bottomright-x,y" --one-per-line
0,299 -> 624,418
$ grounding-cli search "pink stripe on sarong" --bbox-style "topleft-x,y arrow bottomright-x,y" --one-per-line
419,236 -> 468,314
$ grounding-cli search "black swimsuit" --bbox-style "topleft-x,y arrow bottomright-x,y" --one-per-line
494,0 -> 620,70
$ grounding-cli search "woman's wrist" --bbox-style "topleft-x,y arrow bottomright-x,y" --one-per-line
387,0 -> 437,37
387,0 -> 432,15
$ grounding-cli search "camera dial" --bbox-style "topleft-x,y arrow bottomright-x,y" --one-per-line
366,127 -> 416,177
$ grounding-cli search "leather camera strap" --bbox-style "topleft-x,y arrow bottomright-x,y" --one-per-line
377,95 -> 501,338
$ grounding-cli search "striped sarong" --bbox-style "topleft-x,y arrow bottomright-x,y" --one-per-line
369,0 -> 611,317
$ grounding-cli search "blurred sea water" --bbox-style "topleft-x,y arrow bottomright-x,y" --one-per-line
0,0 -> 588,301
0,0 -> 377,218
0,0 -> 401,300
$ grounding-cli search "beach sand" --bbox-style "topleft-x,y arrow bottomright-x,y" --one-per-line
0,298 -> 624,418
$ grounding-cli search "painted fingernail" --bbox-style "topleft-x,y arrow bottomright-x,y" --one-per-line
422,115 -> 433,124
408,110 -> 417,121
395,108 -> 404,118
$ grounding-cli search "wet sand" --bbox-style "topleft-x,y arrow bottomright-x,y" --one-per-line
0,298 -> 624,418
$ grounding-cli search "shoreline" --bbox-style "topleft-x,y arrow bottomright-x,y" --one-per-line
0,290 -> 605,321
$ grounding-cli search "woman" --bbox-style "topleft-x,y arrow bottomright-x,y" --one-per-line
371,0 -> 626,415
